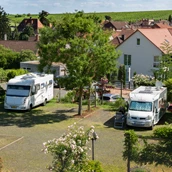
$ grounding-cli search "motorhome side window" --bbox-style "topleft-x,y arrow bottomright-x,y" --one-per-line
49,80 -> 53,86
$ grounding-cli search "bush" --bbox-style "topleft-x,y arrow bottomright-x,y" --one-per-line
60,90 -> 76,103
42,124 -> 101,172
132,74 -> 155,87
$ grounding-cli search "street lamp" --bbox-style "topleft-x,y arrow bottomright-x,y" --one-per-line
91,131 -> 98,160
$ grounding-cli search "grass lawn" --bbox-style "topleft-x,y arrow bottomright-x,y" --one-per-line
0,99 -> 172,172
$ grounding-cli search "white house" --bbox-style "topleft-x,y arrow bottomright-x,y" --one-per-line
20,61 -> 66,77
116,28 -> 172,80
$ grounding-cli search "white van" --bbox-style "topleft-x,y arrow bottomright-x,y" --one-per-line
126,85 -> 167,129
4,73 -> 54,111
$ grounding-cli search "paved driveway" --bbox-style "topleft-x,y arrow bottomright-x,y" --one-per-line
0,106 -> 124,172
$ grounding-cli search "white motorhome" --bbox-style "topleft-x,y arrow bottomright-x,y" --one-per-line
4,73 -> 54,111
126,85 -> 167,129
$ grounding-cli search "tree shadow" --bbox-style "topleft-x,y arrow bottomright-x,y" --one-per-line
0,103 -> 77,128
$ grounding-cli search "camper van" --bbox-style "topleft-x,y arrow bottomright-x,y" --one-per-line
4,73 -> 54,111
126,85 -> 167,129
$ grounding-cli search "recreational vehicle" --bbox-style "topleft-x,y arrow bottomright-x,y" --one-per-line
4,73 -> 54,111
126,85 -> 167,129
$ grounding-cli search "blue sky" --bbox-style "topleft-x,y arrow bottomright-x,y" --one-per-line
1,0 -> 172,14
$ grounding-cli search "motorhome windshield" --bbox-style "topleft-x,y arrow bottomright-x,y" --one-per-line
6,85 -> 30,97
129,101 -> 152,112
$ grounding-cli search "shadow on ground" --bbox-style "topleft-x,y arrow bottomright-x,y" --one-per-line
104,112 -> 172,131
0,102 -> 77,127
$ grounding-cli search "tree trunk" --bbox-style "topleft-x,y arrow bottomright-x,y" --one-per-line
94,84 -> 97,107
87,84 -> 91,111
120,80 -> 123,98
78,86 -> 83,115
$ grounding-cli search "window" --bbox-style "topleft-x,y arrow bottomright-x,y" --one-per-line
153,56 -> 160,67
124,54 -> 131,66
49,80 -> 53,85
137,38 -> 140,45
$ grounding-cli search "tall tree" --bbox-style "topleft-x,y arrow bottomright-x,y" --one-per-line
38,11 -> 120,115
118,64 -> 126,97
153,41 -> 172,81
0,6 -> 11,40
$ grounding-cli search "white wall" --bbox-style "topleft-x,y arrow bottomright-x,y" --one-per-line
116,31 -> 162,78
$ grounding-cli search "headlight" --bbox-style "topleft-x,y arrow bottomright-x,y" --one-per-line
23,98 -> 27,104
147,115 -> 152,120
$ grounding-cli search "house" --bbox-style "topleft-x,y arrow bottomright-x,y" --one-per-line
103,21 -> 130,31
20,61 -> 66,77
116,28 -> 172,80
111,29 -> 136,46
17,18 -> 44,34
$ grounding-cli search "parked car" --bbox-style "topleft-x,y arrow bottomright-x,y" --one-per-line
100,93 -> 124,102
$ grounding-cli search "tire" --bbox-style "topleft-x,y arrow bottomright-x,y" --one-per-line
28,104 -> 32,111
42,99 -> 47,106
149,120 -> 154,130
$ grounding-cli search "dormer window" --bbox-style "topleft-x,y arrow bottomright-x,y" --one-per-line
137,38 -> 140,45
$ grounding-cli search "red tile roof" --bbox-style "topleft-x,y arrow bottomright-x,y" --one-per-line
0,40 -> 38,53
138,28 -> 172,53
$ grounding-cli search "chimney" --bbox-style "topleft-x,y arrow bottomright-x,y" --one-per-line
4,34 -> 7,40
121,34 -> 125,41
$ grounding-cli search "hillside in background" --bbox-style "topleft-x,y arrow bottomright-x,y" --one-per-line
8,10 -> 172,26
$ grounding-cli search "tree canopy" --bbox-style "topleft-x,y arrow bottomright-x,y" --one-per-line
0,6 -> 11,40
37,11 -> 120,115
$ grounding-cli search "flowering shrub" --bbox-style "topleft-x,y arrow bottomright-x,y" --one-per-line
132,74 -> 155,87
42,123 -> 99,172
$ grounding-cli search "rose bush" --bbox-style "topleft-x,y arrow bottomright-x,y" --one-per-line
42,123 -> 101,172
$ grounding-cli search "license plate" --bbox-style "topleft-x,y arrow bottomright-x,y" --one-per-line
11,106 -> 17,108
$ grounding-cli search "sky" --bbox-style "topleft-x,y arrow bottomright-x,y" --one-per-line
1,0 -> 172,14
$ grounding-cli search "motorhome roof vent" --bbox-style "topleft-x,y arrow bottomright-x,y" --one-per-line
139,87 -> 153,94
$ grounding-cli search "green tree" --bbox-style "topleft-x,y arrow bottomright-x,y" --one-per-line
0,6 -> 11,40
123,130 -> 139,172
168,14 -> 172,22
164,78 -> 172,102
118,64 -> 126,97
19,50 -> 37,62
22,25 -> 34,37
153,41 -> 172,81
37,11 -> 120,115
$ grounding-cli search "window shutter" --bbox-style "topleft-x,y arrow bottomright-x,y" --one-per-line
128,55 -> 131,65
124,54 -> 127,65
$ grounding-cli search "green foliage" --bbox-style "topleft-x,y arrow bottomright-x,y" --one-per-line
22,25 -> 34,37
0,6 -> 11,40
0,45 -> 37,69
153,42 -> 172,81
164,78 -> 172,102
123,126 -> 172,168
8,10 -> 172,24
19,50 -> 37,62
19,33 -> 29,40
118,64 -> 126,87
84,160 -> 103,172
38,11 -> 120,115
61,91 -> 76,103
6,69 -> 28,81
123,130 -> 139,162
114,98 -> 126,109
